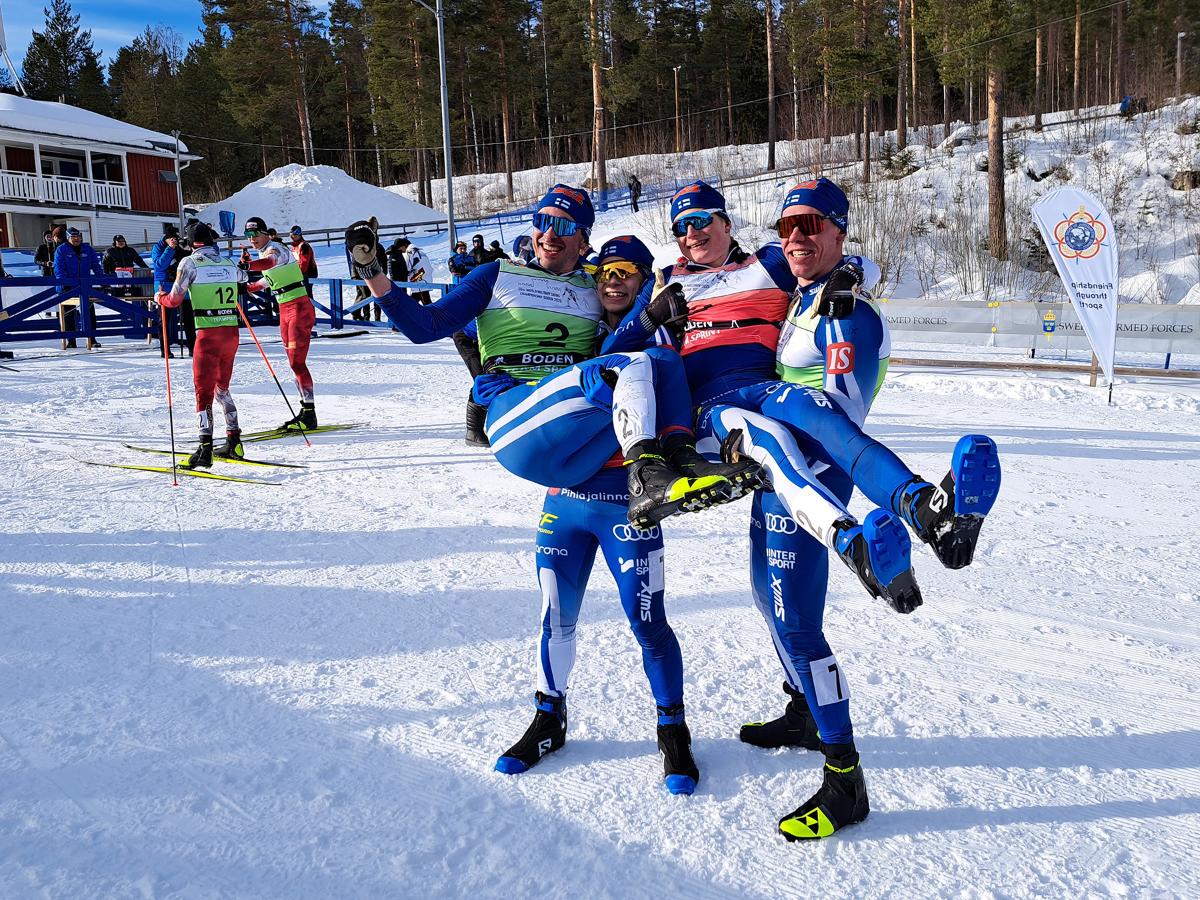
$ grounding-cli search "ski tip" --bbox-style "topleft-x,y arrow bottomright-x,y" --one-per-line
664,774 -> 697,795
494,756 -> 529,775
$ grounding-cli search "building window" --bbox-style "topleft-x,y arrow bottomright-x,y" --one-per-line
91,154 -> 124,183
40,154 -> 86,179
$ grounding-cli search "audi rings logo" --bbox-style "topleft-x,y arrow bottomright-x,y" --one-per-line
765,514 -> 799,534
612,523 -> 661,541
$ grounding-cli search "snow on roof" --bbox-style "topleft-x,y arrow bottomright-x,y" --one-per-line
210,164 -> 443,234
0,94 -> 190,155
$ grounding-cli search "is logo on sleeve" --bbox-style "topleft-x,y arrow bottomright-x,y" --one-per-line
826,341 -> 855,374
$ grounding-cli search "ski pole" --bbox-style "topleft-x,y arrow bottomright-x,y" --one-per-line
160,306 -> 179,486
234,302 -> 312,448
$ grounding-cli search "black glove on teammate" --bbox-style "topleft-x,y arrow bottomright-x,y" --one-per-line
638,280 -> 688,333
345,220 -> 384,279
813,260 -> 865,319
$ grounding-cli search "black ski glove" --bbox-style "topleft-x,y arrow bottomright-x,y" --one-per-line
813,260 -> 865,319
345,220 -> 384,279
638,280 -> 688,333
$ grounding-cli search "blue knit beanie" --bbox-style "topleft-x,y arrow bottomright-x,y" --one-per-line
781,178 -> 849,232
597,235 -> 655,271
535,184 -> 595,229
670,181 -> 727,222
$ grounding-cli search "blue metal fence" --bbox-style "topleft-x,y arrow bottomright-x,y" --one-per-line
0,271 -> 449,349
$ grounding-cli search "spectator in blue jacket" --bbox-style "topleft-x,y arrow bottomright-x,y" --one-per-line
150,228 -> 191,357
448,241 -> 475,284
53,228 -> 105,349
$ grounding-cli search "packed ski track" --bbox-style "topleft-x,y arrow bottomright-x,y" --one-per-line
1,327 -> 1197,898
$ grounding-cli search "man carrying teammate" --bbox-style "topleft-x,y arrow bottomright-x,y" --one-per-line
495,235 -> 700,795
604,179 -> 1000,838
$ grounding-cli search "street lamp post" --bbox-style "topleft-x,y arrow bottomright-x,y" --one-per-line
413,0 -> 457,247
673,65 -> 683,154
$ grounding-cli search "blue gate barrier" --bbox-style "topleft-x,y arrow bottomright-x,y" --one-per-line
0,272 -> 450,350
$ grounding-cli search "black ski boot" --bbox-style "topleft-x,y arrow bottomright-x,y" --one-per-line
740,682 -> 822,750
663,429 -> 765,501
186,437 -> 214,469
280,401 -> 318,432
465,396 -> 490,447
216,429 -> 244,460
897,435 -> 1001,570
625,439 -> 731,527
494,692 -> 567,774
778,743 -> 869,840
657,704 -> 699,795
834,511 -> 923,614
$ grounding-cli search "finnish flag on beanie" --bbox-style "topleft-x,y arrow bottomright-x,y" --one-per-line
597,235 -> 655,271
670,180 -> 727,222
781,177 -> 849,232
536,184 -> 595,229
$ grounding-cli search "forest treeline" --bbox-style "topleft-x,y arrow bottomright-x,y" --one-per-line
7,0 -> 1197,206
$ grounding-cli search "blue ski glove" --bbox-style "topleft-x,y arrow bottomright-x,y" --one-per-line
472,371 -> 519,406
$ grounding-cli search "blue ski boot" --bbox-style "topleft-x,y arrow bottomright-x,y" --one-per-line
657,703 -> 699,795
495,692 -> 566,774
898,435 -> 1001,570
834,510 -> 922,614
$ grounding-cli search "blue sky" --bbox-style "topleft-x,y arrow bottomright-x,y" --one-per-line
2,0 -> 206,69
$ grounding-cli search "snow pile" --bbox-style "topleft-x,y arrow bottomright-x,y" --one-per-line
210,164 -> 443,235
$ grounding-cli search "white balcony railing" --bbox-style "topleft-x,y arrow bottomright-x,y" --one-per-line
0,170 -> 131,208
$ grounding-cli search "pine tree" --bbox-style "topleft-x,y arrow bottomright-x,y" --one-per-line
22,0 -> 110,108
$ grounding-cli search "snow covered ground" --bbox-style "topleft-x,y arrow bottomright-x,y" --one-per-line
2,330 -> 1197,897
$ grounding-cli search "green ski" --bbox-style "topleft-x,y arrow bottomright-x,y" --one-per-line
121,443 -> 308,469
240,422 -> 367,443
76,458 -> 281,485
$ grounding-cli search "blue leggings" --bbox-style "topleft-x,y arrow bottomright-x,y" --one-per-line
749,468 -> 855,745
711,380 -> 915,514
535,486 -> 684,707
485,346 -> 694,489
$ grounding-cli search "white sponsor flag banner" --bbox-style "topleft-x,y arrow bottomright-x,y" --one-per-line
1031,187 -> 1119,383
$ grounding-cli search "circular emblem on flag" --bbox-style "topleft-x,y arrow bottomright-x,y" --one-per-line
1052,206 -> 1107,260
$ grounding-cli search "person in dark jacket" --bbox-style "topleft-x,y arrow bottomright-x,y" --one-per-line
102,235 -> 148,273
102,234 -> 148,299
469,233 -> 488,266
53,228 -> 105,349
486,240 -> 510,262
628,173 -> 643,212
34,229 -> 58,277
352,216 -> 384,321
387,238 -> 410,282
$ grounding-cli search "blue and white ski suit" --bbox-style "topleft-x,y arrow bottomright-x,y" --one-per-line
746,283 -> 892,744
534,466 -> 683,707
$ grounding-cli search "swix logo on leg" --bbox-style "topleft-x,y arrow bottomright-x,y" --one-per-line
638,581 -> 654,622
826,342 -> 855,374
771,573 -> 785,622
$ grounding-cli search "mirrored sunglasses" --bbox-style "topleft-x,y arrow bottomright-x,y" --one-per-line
775,213 -> 834,240
671,211 -> 716,237
244,229 -> 263,238
596,261 -> 642,281
531,212 -> 582,237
